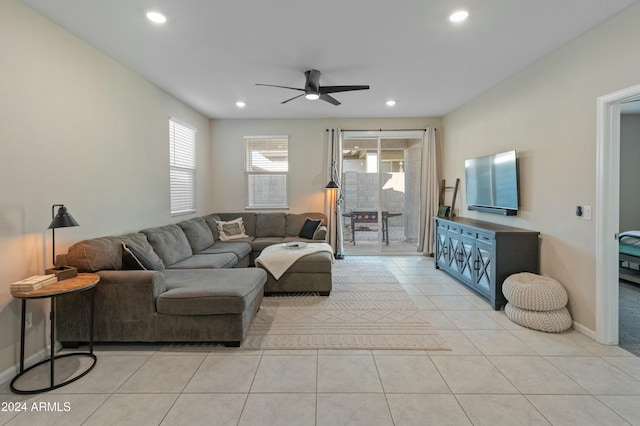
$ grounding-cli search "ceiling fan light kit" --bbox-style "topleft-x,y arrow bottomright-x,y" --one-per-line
257,69 -> 369,106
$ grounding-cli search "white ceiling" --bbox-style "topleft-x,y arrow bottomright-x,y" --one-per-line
22,0 -> 636,119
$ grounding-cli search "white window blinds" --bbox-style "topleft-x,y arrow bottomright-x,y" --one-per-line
245,136 -> 289,209
169,118 -> 197,215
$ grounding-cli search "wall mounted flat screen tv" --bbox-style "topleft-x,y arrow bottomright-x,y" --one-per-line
464,150 -> 519,215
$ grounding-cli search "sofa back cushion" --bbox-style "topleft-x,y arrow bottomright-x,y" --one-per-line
178,217 -> 214,253
67,237 -> 120,272
141,225 -> 192,266
67,233 -> 164,272
256,212 -> 286,237
216,213 -> 257,237
203,214 -> 222,240
285,213 -> 327,237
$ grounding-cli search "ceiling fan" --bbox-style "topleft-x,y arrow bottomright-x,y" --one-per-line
256,69 -> 369,106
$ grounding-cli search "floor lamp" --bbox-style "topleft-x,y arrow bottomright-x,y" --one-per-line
326,160 -> 344,259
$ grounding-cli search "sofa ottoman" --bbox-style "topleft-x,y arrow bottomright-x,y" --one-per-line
257,248 -> 333,296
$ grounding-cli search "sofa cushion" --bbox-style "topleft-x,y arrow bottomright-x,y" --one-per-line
285,212 -> 326,237
68,236 -> 120,272
299,218 -> 323,239
217,213 -> 257,237
178,217 -> 214,253
67,233 -> 164,272
141,225 -> 192,267
158,269 -> 267,315
285,251 -> 333,273
203,214 -> 222,240
250,237 -> 285,252
313,226 -> 327,241
256,213 -> 286,237
167,253 -> 237,269
198,241 -> 252,261
216,218 -> 249,241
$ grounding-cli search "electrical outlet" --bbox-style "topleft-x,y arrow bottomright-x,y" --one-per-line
25,312 -> 32,329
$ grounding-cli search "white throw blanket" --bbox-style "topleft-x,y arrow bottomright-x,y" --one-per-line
255,242 -> 334,279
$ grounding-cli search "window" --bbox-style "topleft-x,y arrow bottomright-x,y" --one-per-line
245,136 -> 289,209
169,118 -> 196,215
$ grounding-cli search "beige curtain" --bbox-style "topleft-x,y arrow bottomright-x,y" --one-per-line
325,129 -> 344,257
418,128 -> 439,255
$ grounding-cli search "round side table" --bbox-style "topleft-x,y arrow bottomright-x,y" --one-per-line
10,272 -> 99,394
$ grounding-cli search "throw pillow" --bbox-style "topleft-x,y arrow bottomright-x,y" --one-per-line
299,218 -> 322,239
216,217 -> 249,241
121,242 -> 154,270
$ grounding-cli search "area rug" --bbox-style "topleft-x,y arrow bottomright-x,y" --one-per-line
242,259 -> 449,351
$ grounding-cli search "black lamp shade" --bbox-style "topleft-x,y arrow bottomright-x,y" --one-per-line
48,206 -> 79,229
325,180 -> 339,189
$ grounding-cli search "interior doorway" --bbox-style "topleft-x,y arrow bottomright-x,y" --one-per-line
618,102 -> 640,355
596,83 -> 640,345
341,130 -> 424,254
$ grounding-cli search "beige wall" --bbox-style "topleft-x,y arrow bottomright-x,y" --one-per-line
0,0 -> 210,375
209,118 -> 440,213
620,115 -> 640,232
441,2 -> 640,331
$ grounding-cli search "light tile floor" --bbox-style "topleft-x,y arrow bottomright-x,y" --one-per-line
2,256 -> 640,425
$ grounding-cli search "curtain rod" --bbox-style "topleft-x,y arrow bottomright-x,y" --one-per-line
325,128 -> 432,132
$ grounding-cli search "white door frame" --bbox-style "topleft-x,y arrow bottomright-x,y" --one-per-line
342,130 -> 425,253
595,83 -> 640,344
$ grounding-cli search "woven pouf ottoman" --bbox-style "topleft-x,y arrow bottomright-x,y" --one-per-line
505,304 -> 572,333
503,272 -> 572,333
503,272 -> 568,311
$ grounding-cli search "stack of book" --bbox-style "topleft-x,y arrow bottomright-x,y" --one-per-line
10,275 -> 58,292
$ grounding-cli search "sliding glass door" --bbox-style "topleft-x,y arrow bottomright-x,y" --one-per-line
341,131 -> 423,254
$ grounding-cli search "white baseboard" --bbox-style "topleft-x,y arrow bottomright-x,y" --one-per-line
573,321 -> 597,340
0,341 -> 63,386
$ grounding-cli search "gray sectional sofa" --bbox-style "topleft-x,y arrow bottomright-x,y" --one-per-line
56,212 -> 327,346
203,212 -> 327,265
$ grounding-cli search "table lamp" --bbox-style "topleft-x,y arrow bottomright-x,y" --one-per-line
46,204 -> 79,279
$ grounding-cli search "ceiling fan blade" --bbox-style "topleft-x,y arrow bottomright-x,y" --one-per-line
320,94 -> 341,106
256,83 -> 305,92
281,93 -> 305,104
320,85 -> 370,94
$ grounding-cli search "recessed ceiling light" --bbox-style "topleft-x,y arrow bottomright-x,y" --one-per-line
386,100 -> 396,107
146,11 -> 167,24
236,101 -> 246,108
449,10 -> 469,23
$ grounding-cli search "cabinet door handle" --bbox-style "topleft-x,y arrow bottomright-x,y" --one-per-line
473,260 -> 480,270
